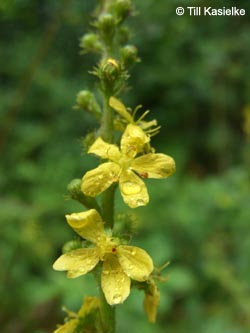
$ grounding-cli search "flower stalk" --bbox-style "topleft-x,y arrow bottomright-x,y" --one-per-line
52,1 -> 176,333
99,288 -> 116,333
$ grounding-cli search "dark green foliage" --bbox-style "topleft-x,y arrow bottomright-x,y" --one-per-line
1,0 -> 250,332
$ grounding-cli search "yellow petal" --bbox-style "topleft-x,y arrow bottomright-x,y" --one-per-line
119,169 -> 149,208
81,162 -> 121,197
117,245 -> 153,281
54,318 -> 77,333
131,153 -> 176,178
88,137 -> 121,161
53,248 -> 100,278
121,124 -> 150,157
101,254 -> 131,305
109,96 -> 134,123
65,209 -> 105,243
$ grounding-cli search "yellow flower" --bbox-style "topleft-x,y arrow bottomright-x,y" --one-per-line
110,96 -> 160,135
53,209 -> 153,305
81,124 -> 176,208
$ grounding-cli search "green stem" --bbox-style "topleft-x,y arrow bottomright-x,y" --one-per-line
99,94 -> 116,230
98,86 -> 116,333
99,285 -> 116,333
99,94 -> 114,142
102,184 -> 116,228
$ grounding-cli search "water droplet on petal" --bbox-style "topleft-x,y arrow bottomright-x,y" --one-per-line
121,182 -> 141,195
131,249 -> 136,256
136,199 -> 145,206
112,293 -> 123,304
102,270 -> 109,275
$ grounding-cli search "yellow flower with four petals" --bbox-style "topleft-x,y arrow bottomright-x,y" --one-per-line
53,209 -> 154,305
81,124 -> 176,208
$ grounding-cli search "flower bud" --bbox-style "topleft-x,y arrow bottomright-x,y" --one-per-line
120,45 -> 140,67
82,133 -> 96,152
96,14 -> 116,42
112,0 -> 133,22
67,178 -> 101,211
62,240 -> 82,253
117,27 -> 130,44
80,33 -> 102,54
75,90 -> 101,118
67,178 -> 82,200
100,58 -> 121,81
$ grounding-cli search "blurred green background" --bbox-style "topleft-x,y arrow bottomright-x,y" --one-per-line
1,0 -> 250,332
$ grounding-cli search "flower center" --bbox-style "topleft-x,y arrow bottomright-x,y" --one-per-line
98,236 -> 119,260
118,155 -> 131,170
